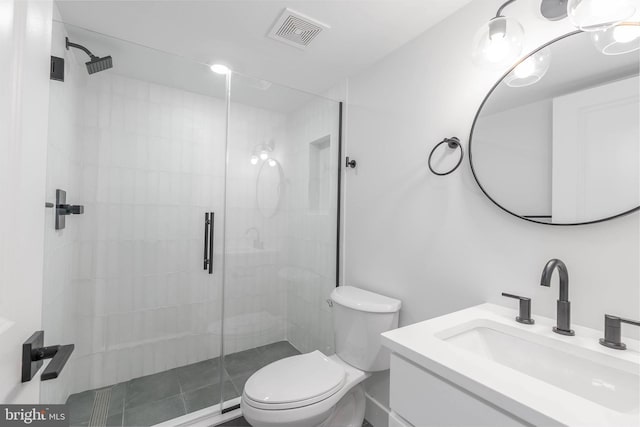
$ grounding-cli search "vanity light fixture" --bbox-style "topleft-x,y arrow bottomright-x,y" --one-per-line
592,22 -> 640,55
505,47 -> 552,87
567,0 -> 636,31
474,0 -> 638,68
473,0 -> 568,68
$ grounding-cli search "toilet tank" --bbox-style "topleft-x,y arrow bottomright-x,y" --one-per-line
330,286 -> 401,372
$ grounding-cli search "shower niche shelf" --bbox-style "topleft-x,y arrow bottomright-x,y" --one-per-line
309,135 -> 331,213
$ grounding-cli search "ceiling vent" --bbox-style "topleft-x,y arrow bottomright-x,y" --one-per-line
268,8 -> 330,49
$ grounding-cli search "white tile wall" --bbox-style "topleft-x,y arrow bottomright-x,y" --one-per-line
222,89 -> 340,357
280,96 -> 340,355
43,26 -> 228,397
76,72 -> 228,392
223,101 -> 288,355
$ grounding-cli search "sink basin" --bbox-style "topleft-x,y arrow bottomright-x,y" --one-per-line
443,322 -> 639,413
381,303 -> 640,426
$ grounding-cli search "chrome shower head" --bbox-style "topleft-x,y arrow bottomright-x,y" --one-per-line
66,37 -> 113,75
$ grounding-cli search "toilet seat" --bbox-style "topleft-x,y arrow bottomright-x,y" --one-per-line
243,351 -> 346,410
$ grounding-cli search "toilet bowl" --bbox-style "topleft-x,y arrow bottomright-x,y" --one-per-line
242,351 -> 369,427
241,286 -> 402,427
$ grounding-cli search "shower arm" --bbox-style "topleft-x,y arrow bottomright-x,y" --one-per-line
65,37 -> 98,59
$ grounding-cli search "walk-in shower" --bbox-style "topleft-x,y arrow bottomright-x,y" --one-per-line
43,20 -> 341,427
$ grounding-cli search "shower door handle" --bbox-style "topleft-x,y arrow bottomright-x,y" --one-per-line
204,213 -> 210,270
208,212 -> 214,274
203,212 -> 214,274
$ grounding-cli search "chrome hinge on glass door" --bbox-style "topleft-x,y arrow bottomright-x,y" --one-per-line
203,212 -> 214,274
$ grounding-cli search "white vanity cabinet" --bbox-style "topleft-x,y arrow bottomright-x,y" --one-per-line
381,304 -> 640,427
388,353 -> 527,427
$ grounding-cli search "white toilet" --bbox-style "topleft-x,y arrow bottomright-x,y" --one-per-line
241,286 -> 402,427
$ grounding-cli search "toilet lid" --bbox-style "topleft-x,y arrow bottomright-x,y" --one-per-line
243,350 -> 346,410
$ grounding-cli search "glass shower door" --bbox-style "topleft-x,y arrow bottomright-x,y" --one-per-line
218,72 -> 341,406
42,21 -> 229,426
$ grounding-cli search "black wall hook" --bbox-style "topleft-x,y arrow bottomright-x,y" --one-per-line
428,137 -> 464,176
345,157 -> 357,168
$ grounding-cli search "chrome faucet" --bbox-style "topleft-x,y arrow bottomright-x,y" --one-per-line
245,227 -> 264,250
540,258 -> 575,336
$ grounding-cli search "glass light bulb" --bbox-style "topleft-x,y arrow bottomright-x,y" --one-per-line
591,23 -> 640,55
591,0 -> 610,16
250,155 -> 258,165
486,38 -> 510,63
613,24 -> 640,43
568,0 -> 636,31
513,57 -> 536,78
488,17 -> 507,41
268,159 -> 276,167
259,150 -> 269,160
472,16 -> 525,69
490,31 -> 505,41
505,47 -> 552,88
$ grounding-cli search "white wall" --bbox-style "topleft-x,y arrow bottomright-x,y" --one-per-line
77,72 -> 229,392
281,96 -> 340,355
344,0 -> 639,419
0,0 -> 53,404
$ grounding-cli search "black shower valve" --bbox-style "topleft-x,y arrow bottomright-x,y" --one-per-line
54,189 -> 84,230
57,204 -> 84,215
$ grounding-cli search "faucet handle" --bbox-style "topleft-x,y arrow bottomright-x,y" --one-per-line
501,293 -> 535,325
599,314 -> 640,350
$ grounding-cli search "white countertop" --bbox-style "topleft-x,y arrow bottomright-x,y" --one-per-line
381,303 -> 640,427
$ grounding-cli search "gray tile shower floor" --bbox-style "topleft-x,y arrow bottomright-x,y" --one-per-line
66,341 -> 300,427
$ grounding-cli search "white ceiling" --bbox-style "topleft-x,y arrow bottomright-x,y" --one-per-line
55,0 -> 472,95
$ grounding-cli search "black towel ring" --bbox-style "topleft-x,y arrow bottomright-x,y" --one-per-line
428,137 -> 463,176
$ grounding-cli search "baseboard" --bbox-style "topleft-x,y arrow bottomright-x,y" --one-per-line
365,392 -> 390,427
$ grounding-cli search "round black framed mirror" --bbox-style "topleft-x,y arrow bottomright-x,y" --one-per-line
469,29 -> 639,226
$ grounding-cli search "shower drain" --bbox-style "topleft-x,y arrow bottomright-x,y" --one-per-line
88,387 -> 112,427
